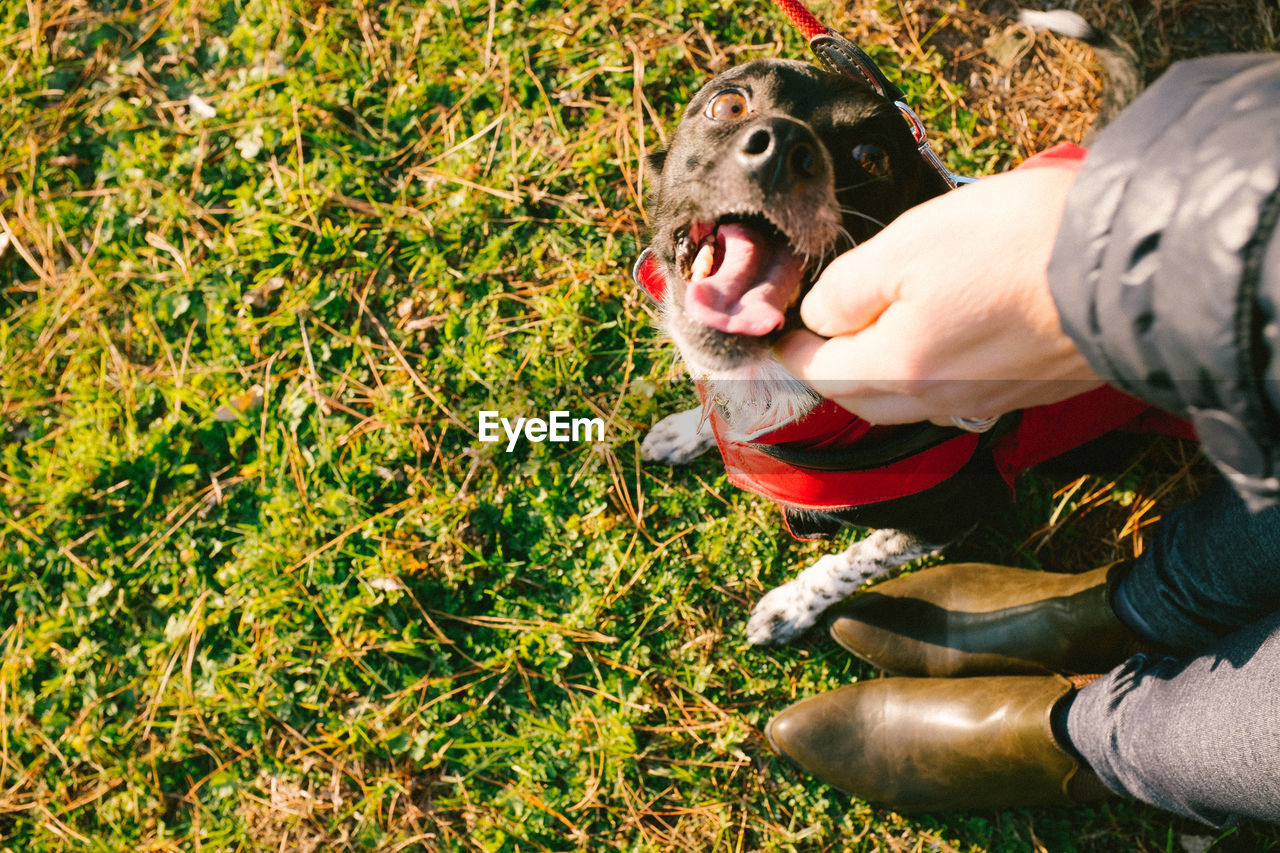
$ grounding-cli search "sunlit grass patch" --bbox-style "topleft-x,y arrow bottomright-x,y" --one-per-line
2,0 -> 1278,850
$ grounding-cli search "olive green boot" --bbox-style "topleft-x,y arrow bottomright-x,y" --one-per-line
764,674 -> 1113,812
827,562 -> 1150,676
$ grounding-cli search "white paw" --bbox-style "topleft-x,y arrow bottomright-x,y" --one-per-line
641,407 -> 716,465
744,534 -> 935,645
746,574 -> 828,646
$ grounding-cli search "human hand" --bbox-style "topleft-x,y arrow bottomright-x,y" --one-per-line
773,163 -> 1103,426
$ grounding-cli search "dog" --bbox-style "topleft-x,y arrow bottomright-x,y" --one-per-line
637,16 -> 1184,646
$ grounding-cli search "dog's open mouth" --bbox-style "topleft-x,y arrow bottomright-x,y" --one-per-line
675,213 -> 809,337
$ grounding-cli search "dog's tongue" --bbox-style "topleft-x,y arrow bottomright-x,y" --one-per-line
685,222 -> 806,336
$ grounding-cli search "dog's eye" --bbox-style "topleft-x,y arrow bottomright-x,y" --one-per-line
852,143 -> 891,177
706,90 -> 749,121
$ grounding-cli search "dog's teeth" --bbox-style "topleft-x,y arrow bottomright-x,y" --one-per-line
691,242 -> 715,280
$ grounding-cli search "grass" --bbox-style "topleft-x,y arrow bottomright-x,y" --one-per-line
1,0 -> 1278,850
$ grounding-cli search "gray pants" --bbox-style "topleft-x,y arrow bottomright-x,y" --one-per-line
1066,479 -> 1280,826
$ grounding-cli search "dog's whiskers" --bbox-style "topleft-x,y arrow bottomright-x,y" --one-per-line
836,226 -> 858,249
837,207 -> 889,231
799,237 -> 856,288
833,177 -> 889,194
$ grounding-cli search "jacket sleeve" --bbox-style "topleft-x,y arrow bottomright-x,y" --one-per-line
1048,54 -> 1280,509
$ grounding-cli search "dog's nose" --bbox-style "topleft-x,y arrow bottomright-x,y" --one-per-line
737,120 -> 819,192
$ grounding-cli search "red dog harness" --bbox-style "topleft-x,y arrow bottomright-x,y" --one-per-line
635,144 -> 1196,535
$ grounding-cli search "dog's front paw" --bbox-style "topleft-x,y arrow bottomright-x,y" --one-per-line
641,407 -> 716,465
746,577 -> 828,645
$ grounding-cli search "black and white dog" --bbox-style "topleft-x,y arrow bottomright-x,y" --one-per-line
637,14 -> 1167,646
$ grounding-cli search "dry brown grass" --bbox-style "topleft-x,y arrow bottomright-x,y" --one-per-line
824,0 -> 1278,159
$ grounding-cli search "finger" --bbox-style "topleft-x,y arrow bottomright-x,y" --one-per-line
772,328 -> 829,380
773,329 -> 883,392
799,237 -> 900,338
773,329 -> 872,404
773,331 -> 928,424
775,325 -> 898,385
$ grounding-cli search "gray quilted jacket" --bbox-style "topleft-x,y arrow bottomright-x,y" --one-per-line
1050,54 -> 1280,509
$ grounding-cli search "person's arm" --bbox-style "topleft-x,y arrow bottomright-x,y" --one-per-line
1050,54 -> 1280,508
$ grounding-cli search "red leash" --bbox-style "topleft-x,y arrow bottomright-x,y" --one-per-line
771,0 -> 905,102
771,0 -> 827,40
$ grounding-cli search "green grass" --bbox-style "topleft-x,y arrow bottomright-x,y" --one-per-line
1,0 -> 1278,850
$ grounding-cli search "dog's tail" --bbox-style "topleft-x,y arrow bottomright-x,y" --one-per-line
1019,9 -> 1141,129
